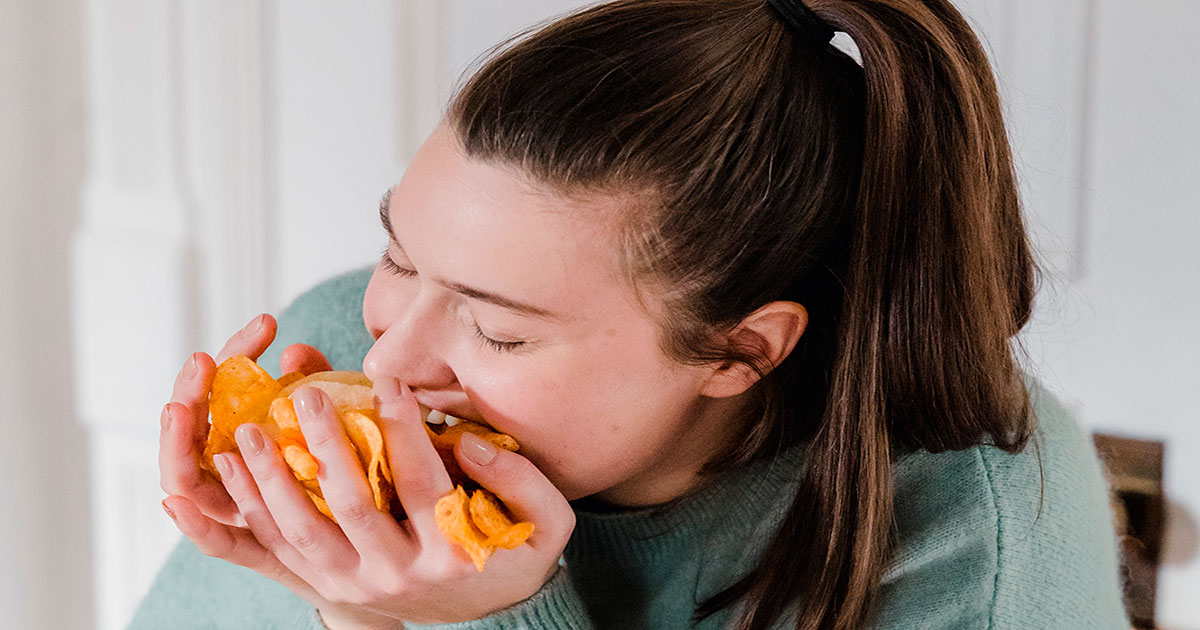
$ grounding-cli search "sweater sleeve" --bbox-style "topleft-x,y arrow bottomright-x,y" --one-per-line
404,565 -> 597,630
867,377 -> 1129,629
127,538 -> 327,630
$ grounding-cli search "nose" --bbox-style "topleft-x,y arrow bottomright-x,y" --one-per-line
362,294 -> 458,390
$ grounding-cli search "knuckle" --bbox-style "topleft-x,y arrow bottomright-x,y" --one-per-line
196,536 -> 232,559
397,467 -> 445,498
248,461 -> 282,485
303,427 -> 340,451
281,524 -> 321,552
331,500 -> 375,526
372,566 -> 408,594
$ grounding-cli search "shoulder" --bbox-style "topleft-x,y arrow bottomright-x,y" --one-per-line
127,539 -> 324,629
260,266 -> 375,375
872,375 -> 1128,629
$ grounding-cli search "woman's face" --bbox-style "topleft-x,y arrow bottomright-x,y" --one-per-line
362,125 -> 745,506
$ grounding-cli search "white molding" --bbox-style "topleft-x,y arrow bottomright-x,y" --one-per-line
396,0 -> 451,165
77,1 -> 273,628
177,0 -> 274,348
90,429 -> 181,630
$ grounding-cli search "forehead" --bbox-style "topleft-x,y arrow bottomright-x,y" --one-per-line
388,126 -> 637,318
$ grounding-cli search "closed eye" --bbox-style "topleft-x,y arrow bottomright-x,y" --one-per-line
379,249 -> 416,277
379,248 -> 528,354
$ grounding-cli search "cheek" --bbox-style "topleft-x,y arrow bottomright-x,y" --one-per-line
459,345 -> 697,496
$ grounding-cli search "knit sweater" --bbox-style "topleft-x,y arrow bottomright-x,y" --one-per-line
129,268 -> 1130,630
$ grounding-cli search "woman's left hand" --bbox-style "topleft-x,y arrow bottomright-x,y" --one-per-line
163,376 -> 575,629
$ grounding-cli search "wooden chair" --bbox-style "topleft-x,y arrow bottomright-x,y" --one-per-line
1092,433 -> 1166,630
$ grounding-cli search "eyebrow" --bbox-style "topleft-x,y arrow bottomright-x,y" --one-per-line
378,187 -> 564,321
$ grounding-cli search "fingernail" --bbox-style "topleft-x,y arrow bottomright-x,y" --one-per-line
461,432 -> 497,466
161,500 -> 177,521
214,453 -> 234,480
295,387 -> 325,416
252,314 -> 266,333
373,378 -> 406,412
237,423 -> 265,454
243,314 -> 264,334
375,377 -> 402,401
160,404 -> 172,432
183,355 -> 199,380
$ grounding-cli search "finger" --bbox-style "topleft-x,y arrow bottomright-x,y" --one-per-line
164,351 -> 243,526
280,343 -> 333,376
455,432 -> 575,552
234,422 -> 358,569
215,313 -> 278,364
293,387 -> 409,555
159,401 -> 244,526
163,494 -> 322,602
214,451 -> 351,589
169,352 -> 215,446
375,378 -> 454,540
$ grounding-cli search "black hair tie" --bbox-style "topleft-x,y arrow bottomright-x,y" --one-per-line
766,0 -> 836,47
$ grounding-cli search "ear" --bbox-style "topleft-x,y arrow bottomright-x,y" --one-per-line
700,301 -> 808,399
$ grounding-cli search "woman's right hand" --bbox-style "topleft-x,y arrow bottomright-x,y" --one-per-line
158,314 -> 333,527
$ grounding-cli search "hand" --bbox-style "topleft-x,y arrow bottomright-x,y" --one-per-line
161,314 -> 396,628
159,313 -> 332,526
161,315 -> 576,626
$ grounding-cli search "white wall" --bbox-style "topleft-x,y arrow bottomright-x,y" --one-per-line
0,1 -> 93,629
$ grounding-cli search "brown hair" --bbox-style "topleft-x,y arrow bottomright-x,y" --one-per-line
446,0 -> 1038,628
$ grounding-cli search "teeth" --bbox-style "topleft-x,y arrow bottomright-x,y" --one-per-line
444,414 -> 463,427
426,410 -> 446,425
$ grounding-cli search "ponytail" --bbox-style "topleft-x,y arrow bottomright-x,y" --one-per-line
703,2 -> 1037,628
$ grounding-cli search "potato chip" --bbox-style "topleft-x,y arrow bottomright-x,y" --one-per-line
279,438 -> 318,481
429,422 -> 520,482
341,409 -> 393,512
435,486 -> 494,571
202,356 -> 534,569
202,356 -> 283,476
468,489 -> 535,549
276,371 -> 306,389
269,397 -> 301,434
280,371 -> 374,410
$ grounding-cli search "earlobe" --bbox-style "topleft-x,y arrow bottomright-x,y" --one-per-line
700,302 -> 808,398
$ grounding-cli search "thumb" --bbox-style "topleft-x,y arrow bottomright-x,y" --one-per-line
280,343 -> 333,375
454,433 -> 574,551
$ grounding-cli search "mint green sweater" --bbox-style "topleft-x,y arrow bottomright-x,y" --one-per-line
129,268 -> 1130,629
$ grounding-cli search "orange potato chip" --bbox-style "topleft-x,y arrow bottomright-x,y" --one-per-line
202,356 -> 283,476
202,356 -> 533,568
279,439 -> 318,481
468,489 -> 535,550
435,486 -> 494,571
341,409 -> 393,512
428,422 -> 520,482
276,371 -> 306,389
269,397 -> 301,434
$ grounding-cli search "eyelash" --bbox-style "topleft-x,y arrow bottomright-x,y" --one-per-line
378,250 -> 527,353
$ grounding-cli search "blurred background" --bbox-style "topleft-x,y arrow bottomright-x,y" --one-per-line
0,1 -> 1196,628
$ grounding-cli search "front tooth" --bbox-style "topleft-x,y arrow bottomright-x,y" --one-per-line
444,414 -> 463,427
426,410 -> 446,425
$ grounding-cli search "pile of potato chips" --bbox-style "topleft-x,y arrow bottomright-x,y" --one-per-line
202,355 -> 534,570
